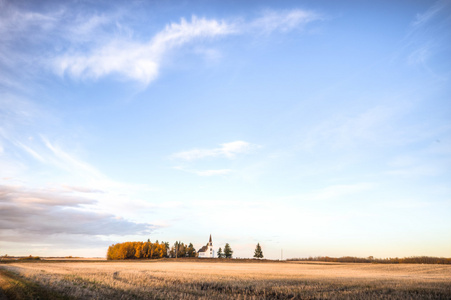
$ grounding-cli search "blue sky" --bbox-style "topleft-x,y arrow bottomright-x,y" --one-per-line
1,0 -> 450,259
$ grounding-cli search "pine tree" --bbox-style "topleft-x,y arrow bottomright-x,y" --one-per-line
217,247 -> 224,258
187,243 -> 196,257
224,243 -> 233,259
253,243 -> 263,259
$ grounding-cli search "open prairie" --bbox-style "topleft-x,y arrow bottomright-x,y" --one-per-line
1,259 -> 450,299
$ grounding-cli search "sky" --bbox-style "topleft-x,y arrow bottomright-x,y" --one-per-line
0,0 -> 450,259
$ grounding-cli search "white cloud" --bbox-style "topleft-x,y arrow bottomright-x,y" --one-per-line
34,136 -> 155,199
68,13 -> 112,39
193,47 -> 223,63
41,136 -> 104,180
151,16 -> 236,51
0,3 -> 57,42
385,165 -> 441,177
221,141 -> 257,157
0,126 -> 155,212
14,141 -> 46,163
407,45 -> 431,66
172,166 -> 232,176
385,151 -> 447,177
276,183 -> 375,203
54,16 -> 235,85
171,141 -> 258,161
251,9 -> 321,34
171,141 -> 259,177
1,3 -> 322,86
54,40 -> 159,85
411,0 -> 448,29
306,183 -> 374,202
195,169 -> 232,176
301,104 -> 410,151
397,0 -> 451,79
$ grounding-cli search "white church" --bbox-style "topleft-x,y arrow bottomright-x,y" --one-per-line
198,234 -> 215,258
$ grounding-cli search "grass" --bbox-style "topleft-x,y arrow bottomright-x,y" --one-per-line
1,259 -> 450,299
0,268 -> 71,300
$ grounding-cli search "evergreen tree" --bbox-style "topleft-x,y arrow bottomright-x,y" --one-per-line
253,243 -> 264,259
187,243 -> 196,257
217,247 -> 224,258
224,243 -> 233,258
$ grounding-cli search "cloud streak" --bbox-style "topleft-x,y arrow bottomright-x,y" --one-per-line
395,0 -> 451,80
0,2 -> 322,86
410,0 -> 449,29
173,166 -> 232,176
54,16 -> 235,85
171,141 -> 258,161
41,136 -> 105,180
251,9 -> 321,34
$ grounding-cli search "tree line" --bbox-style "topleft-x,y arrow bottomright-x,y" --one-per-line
107,240 -> 263,260
107,240 -> 197,260
288,256 -> 451,264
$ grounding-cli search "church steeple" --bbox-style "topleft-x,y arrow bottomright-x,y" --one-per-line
209,234 -> 212,246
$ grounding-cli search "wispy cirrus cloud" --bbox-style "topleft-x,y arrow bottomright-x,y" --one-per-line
171,141 -> 259,176
276,183 -> 375,203
396,0 -> 451,79
407,45 -> 432,66
18,135 -> 154,195
195,169 -> 232,176
301,105 -> 401,151
0,1 -> 322,87
173,166 -> 232,177
53,10 -> 321,84
410,0 -> 449,29
54,16 -> 235,85
306,183 -> 375,202
0,2 -> 58,44
13,141 -> 46,163
41,135 -> 105,180
251,9 -> 321,34
171,141 -> 258,161
0,91 -> 157,220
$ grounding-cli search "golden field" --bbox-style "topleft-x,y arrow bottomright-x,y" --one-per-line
1,259 -> 450,299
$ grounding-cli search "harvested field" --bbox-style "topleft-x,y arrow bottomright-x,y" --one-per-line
1,259 -> 450,299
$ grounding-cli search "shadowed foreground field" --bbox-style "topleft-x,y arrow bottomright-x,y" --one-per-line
1,259 -> 450,299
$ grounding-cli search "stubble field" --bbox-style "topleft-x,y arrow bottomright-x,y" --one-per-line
0,259 -> 450,299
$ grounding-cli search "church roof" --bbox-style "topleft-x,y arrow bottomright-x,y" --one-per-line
198,245 -> 208,253
198,235 -> 213,253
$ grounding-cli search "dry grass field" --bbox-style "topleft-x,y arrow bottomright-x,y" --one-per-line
1,259 -> 450,299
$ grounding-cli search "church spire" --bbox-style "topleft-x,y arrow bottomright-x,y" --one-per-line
209,234 -> 212,246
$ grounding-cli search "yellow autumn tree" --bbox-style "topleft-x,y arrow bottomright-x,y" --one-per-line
107,240 -> 172,260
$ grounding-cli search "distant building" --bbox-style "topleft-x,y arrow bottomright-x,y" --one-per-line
198,234 -> 214,258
